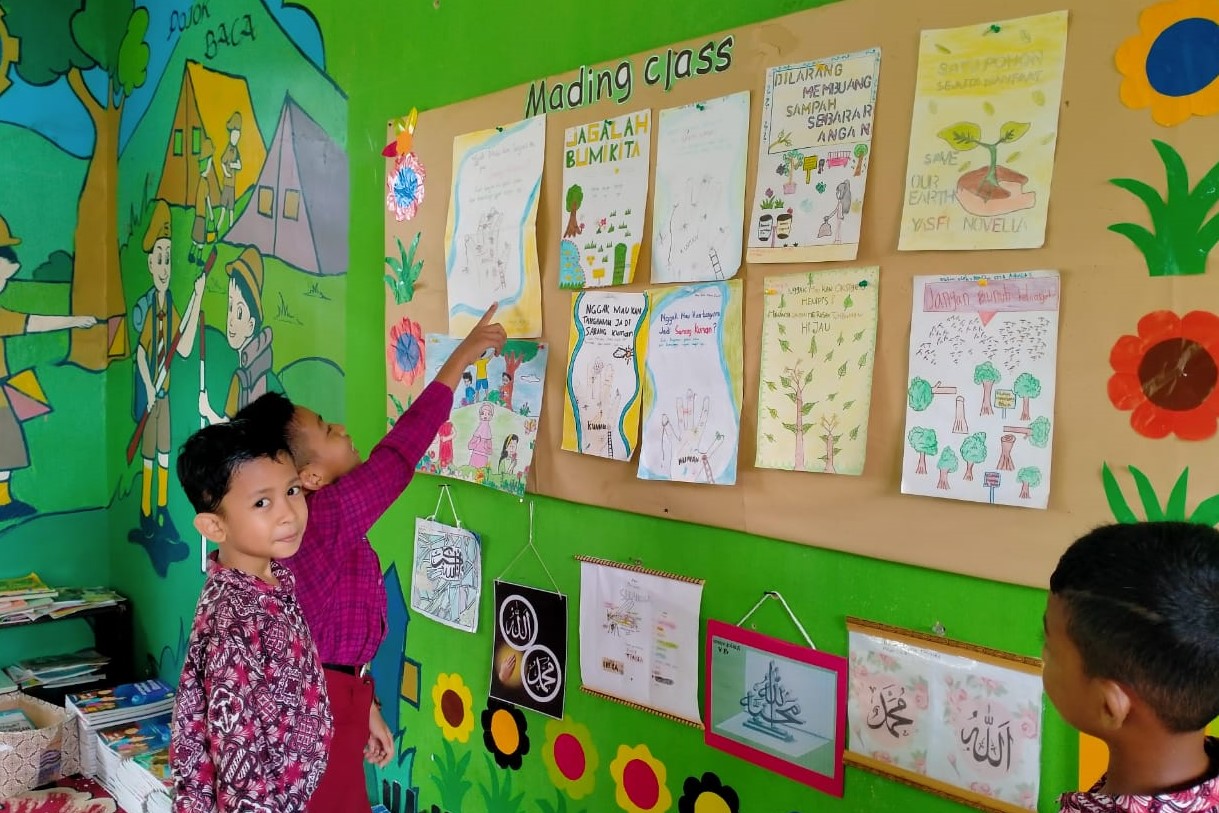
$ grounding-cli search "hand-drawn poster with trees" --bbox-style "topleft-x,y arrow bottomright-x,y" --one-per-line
898,11 -> 1068,251
747,49 -> 880,264
901,272 -> 1060,509
559,111 -> 650,289
756,267 -> 879,476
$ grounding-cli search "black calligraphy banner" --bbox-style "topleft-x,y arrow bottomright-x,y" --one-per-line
490,580 -> 569,719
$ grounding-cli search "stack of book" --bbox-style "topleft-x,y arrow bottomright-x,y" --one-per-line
0,572 -> 57,624
3,648 -> 109,690
65,679 -> 174,775
0,584 -> 125,626
95,713 -> 173,813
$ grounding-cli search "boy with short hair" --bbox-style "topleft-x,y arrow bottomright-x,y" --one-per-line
1044,522 -> 1219,811
236,305 -> 505,812
170,420 -> 332,813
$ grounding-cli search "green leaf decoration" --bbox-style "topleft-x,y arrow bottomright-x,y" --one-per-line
853,329 -> 866,342
779,338 -> 792,353
982,101 -> 995,116
1128,465 -> 1166,521
937,122 -> 981,151
998,121 -> 1031,143
801,402 -> 815,415
1102,463 -> 1138,524
780,375 -> 792,389
765,380 -> 777,391
858,352 -> 869,368
778,323 -> 787,335
767,407 -> 780,419
843,400 -> 856,410
837,361 -> 848,377
844,294 -> 854,308
1190,495 -> 1219,526
804,370 -> 814,385
1032,89 -> 1046,106
1007,151 -> 1022,163
1166,468 -> 1190,520
849,426 -> 860,441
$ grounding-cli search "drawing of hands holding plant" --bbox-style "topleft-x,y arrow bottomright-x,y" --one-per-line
661,389 -> 725,482
575,357 -> 619,457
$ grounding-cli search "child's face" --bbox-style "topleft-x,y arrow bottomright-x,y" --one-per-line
227,277 -> 257,349
1042,594 -> 1105,735
292,406 -> 362,487
202,454 -> 307,562
147,238 -> 171,292
0,255 -> 19,290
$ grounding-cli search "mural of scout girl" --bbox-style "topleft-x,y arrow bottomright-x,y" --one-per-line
127,200 -> 205,564
199,246 -> 276,424
0,215 -> 97,521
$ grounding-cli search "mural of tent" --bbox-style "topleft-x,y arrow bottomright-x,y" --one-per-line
156,60 -> 266,209
225,94 -> 348,276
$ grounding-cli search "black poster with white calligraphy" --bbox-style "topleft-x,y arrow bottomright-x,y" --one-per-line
490,580 -> 568,719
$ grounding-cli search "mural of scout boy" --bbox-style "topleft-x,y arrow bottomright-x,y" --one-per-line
0,215 -> 97,521
217,112 -> 242,234
189,138 -> 221,267
128,200 -> 204,557
199,245 -> 276,425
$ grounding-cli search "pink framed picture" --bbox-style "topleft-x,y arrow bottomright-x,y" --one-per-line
704,619 -> 848,797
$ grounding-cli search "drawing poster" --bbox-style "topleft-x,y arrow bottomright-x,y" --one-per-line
638,280 -> 743,485
410,518 -> 481,633
559,110 -> 651,289
748,49 -> 881,264
757,267 -> 879,476
901,272 -> 1060,509
578,559 -> 704,725
898,11 -> 1069,251
848,628 -> 1043,811
491,581 -> 568,719
562,291 -> 649,461
445,115 -> 545,337
652,91 -> 751,283
417,335 -> 548,497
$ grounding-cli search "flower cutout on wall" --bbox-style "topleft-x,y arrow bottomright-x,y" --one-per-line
542,717 -> 598,799
388,317 -> 425,384
677,772 -> 740,813
431,672 -> 475,742
1108,310 -> 1219,440
387,152 -> 427,221
481,699 -> 530,770
609,743 -> 672,813
1115,0 -> 1219,125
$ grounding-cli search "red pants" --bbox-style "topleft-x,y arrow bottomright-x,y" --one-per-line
308,668 -> 373,812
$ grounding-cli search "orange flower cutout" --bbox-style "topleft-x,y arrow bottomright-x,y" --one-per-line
1108,310 -> 1219,440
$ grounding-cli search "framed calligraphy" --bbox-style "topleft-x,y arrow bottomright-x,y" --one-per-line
846,618 -> 1044,813
490,580 -> 568,719
704,620 -> 848,797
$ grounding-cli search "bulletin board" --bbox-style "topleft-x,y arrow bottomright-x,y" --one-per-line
386,0 -> 1219,589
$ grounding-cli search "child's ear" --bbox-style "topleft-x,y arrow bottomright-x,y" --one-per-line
1097,679 -> 1133,731
299,463 -> 327,491
193,512 -> 226,543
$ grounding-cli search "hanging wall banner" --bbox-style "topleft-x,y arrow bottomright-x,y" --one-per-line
490,580 -> 568,720
410,517 -> 482,633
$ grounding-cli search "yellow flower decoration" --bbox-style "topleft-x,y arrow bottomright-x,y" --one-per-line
1115,0 -> 1219,126
541,717 -> 598,800
610,743 -> 672,813
430,672 -> 475,743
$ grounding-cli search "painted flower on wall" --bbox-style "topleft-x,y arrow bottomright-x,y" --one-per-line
1115,0 -> 1219,125
481,699 -> 530,770
1107,310 -> 1219,440
542,717 -> 598,799
387,152 -> 426,221
431,672 -> 475,742
388,317 -> 425,384
609,743 -> 672,813
677,772 -> 740,813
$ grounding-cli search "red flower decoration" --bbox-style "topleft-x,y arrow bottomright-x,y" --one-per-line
388,317 -> 425,384
1107,310 -> 1219,440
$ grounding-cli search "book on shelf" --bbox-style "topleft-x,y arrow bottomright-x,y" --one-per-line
0,586 -> 124,625
0,572 -> 55,599
4,648 -> 109,689
0,670 -> 16,695
0,707 -> 35,732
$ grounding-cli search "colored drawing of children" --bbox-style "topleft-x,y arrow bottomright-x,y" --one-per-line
499,372 -> 513,410
467,403 -> 494,469
218,113 -> 243,233
474,354 -> 490,400
461,371 -> 474,406
437,420 -> 455,470
497,434 -> 519,477
199,246 -> 275,425
189,139 -> 221,266
0,215 -> 97,521
129,200 -> 205,556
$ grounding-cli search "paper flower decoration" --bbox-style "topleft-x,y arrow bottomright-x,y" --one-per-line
431,672 -> 475,742
1115,0 -> 1219,125
1108,310 -> 1219,440
678,772 -> 740,813
610,744 -> 672,813
542,717 -> 598,799
481,699 -> 530,770
384,108 -> 419,157
387,152 -> 426,222
388,317 -> 425,384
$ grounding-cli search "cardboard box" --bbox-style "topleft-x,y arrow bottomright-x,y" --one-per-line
0,694 -> 80,796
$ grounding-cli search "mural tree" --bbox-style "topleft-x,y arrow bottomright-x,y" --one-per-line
501,340 -> 541,412
1013,372 -> 1042,420
936,447 -> 959,490
959,432 -> 987,481
908,426 -> 938,475
1017,466 -> 1042,499
973,361 -> 1001,416
563,184 -> 583,238
4,0 -> 151,370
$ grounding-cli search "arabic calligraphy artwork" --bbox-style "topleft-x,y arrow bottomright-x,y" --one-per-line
747,49 -> 881,264
901,271 -> 1061,509
445,116 -> 545,337
846,618 -> 1044,813
490,580 -> 568,719
898,11 -> 1069,251
410,518 -> 482,633
638,280 -> 744,485
705,620 -> 847,797
562,291 -> 649,461
577,556 -> 705,726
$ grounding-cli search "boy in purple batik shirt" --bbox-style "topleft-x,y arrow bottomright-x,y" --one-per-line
236,305 -> 505,812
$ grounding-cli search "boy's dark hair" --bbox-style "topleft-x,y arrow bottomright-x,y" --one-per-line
230,272 -> 263,333
0,246 -> 18,264
234,391 -> 309,464
176,419 -> 292,513
1050,521 -> 1219,732
462,371 -> 473,382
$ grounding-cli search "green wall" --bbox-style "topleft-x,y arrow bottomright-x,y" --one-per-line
318,1 -> 1075,811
